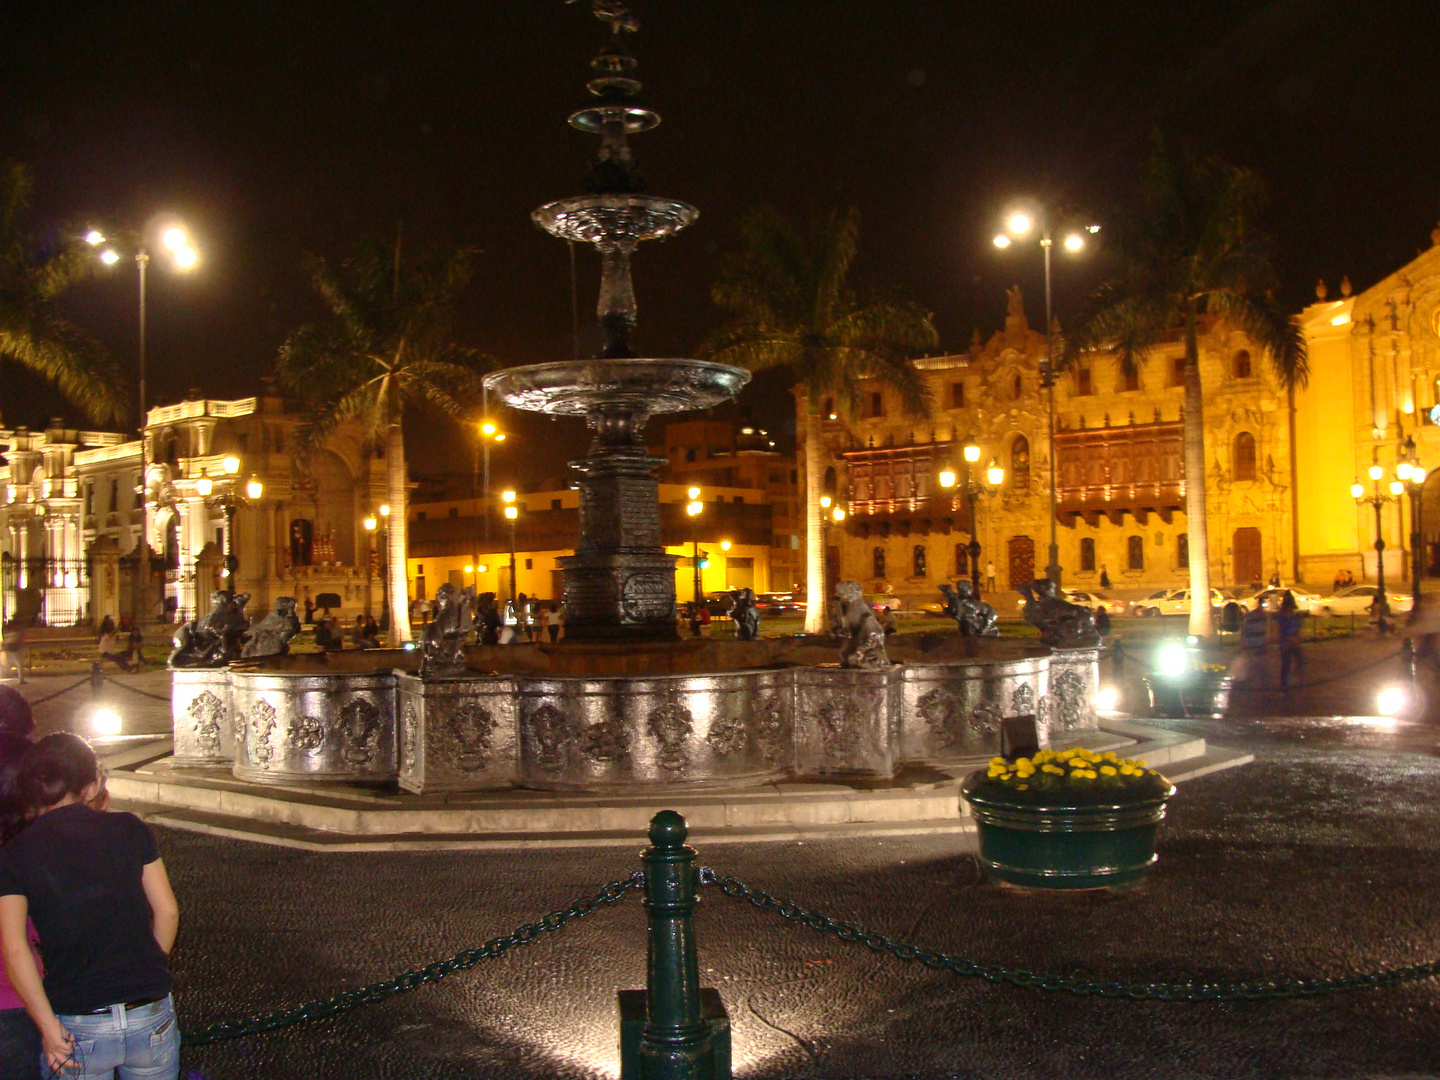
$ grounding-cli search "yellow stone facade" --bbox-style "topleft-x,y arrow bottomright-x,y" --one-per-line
1294,234 -> 1440,589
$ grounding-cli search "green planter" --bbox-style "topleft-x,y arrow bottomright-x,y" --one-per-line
961,771 -> 1176,890
1143,672 -> 1233,718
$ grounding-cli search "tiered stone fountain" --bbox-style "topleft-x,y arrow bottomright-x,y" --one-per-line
166,2 -> 1101,813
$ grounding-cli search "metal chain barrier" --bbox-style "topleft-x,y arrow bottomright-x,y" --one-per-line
101,674 -> 174,703
24,676 -> 93,707
699,869 -> 1440,1002
180,870 -> 645,1046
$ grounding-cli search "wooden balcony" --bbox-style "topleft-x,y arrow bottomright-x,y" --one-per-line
841,443 -> 974,536
1055,420 -> 1185,526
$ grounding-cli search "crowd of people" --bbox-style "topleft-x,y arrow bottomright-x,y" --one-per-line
0,688 -> 180,1079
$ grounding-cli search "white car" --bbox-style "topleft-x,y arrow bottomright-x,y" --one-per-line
1062,589 -> 1128,615
1315,584 -> 1413,616
1130,587 -> 1226,617
1247,587 -> 1324,613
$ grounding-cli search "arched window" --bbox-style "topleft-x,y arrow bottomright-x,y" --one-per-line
1122,368 -> 1141,392
872,546 -> 886,579
1127,535 -> 1144,571
1074,365 -> 1092,396
1012,373 -> 1023,400
913,545 -> 927,578
1232,349 -> 1252,379
1177,532 -> 1189,569
955,543 -> 969,576
1233,431 -> 1257,482
1080,537 -> 1096,572
1011,435 -> 1030,492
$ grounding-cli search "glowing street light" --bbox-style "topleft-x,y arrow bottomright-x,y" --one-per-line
99,249 -> 120,265
938,469 -> 957,489
963,442 -> 981,464
194,476 -> 213,497
987,459 -> 1005,487
222,455 -> 240,475
245,476 -> 264,501
363,515 -> 378,532
84,230 -> 106,246
992,202 -> 1096,588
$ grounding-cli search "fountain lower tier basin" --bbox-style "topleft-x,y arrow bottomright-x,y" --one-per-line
170,637 -> 1101,794
483,358 -> 749,417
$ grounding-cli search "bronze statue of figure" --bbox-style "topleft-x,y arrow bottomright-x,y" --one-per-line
835,581 -> 889,670
420,582 -> 477,678
169,590 -> 251,668
241,597 -> 302,659
1018,578 -> 1101,649
939,581 -> 999,637
728,588 -> 761,641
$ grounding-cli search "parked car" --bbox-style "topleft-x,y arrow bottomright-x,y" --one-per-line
754,592 -> 805,617
1130,587 -> 1226,617
1314,584 -> 1413,615
865,593 -> 902,613
1061,588 -> 1128,615
1247,586 -> 1323,613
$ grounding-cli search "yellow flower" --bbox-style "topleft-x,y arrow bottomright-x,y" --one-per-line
1043,764 -> 1064,774
1016,784 -> 1029,790
1102,751 -> 1118,762
1014,757 -> 1032,770
990,757 -> 1007,768
1099,765 -> 1117,776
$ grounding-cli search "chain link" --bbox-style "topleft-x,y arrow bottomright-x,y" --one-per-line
700,870 -> 1440,1002
180,870 -> 645,1046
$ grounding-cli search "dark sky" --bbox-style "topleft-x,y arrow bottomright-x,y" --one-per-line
3,0 -> 1439,488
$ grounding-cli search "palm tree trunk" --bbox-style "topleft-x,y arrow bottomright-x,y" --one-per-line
802,402 -> 828,635
1182,307 -> 1215,637
386,421 -> 413,646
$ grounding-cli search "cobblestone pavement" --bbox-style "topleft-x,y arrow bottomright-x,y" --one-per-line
153,706 -> 1440,1079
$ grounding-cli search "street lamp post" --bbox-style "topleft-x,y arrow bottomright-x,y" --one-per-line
362,504 -> 393,622
1351,457 -> 1401,621
502,490 -> 519,608
196,457 -> 261,586
686,488 -> 704,633
939,439 -> 1003,597
1397,439 -> 1427,605
994,210 -> 1096,589
88,225 -> 200,532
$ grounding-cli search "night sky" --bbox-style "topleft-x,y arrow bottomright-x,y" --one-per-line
3,0 -> 1438,488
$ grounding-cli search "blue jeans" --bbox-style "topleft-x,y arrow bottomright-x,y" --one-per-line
49,996 -> 179,1080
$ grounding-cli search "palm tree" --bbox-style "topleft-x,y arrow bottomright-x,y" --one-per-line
703,207 -> 938,634
1066,138 -> 1307,636
0,162 -> 125,423
277,237 -> 495,645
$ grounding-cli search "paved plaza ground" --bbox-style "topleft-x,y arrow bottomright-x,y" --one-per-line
15,634 -> 1440,1078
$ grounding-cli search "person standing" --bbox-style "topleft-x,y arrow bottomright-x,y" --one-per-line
0,734 -> 180,1080
1099,565 -> 1111,590
984,561 -> 996,594
303,594 -> 316,626
545,604 -> 562,643
1277,592 -> 1306,691
0,732 -> 41,1080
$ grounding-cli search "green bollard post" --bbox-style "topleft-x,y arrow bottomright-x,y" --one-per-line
637,810 -> 717,1080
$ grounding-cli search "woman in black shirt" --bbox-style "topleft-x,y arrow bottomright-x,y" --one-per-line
0,734 -> 181,1079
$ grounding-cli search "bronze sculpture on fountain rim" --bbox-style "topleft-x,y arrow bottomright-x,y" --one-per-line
939,581 -> 999,637
1018,577 -> 1102,649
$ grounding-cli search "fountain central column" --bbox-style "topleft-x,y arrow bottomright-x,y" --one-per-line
559,405 -> 678,640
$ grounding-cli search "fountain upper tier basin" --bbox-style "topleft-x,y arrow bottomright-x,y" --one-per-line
484,358 -> 749,417
532,193 -> 697,245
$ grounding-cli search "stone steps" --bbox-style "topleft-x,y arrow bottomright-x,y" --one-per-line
105,719 -> 1249,851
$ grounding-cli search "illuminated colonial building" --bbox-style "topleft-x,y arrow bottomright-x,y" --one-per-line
0,390 -> 382,627
821,286 -> 1297,606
